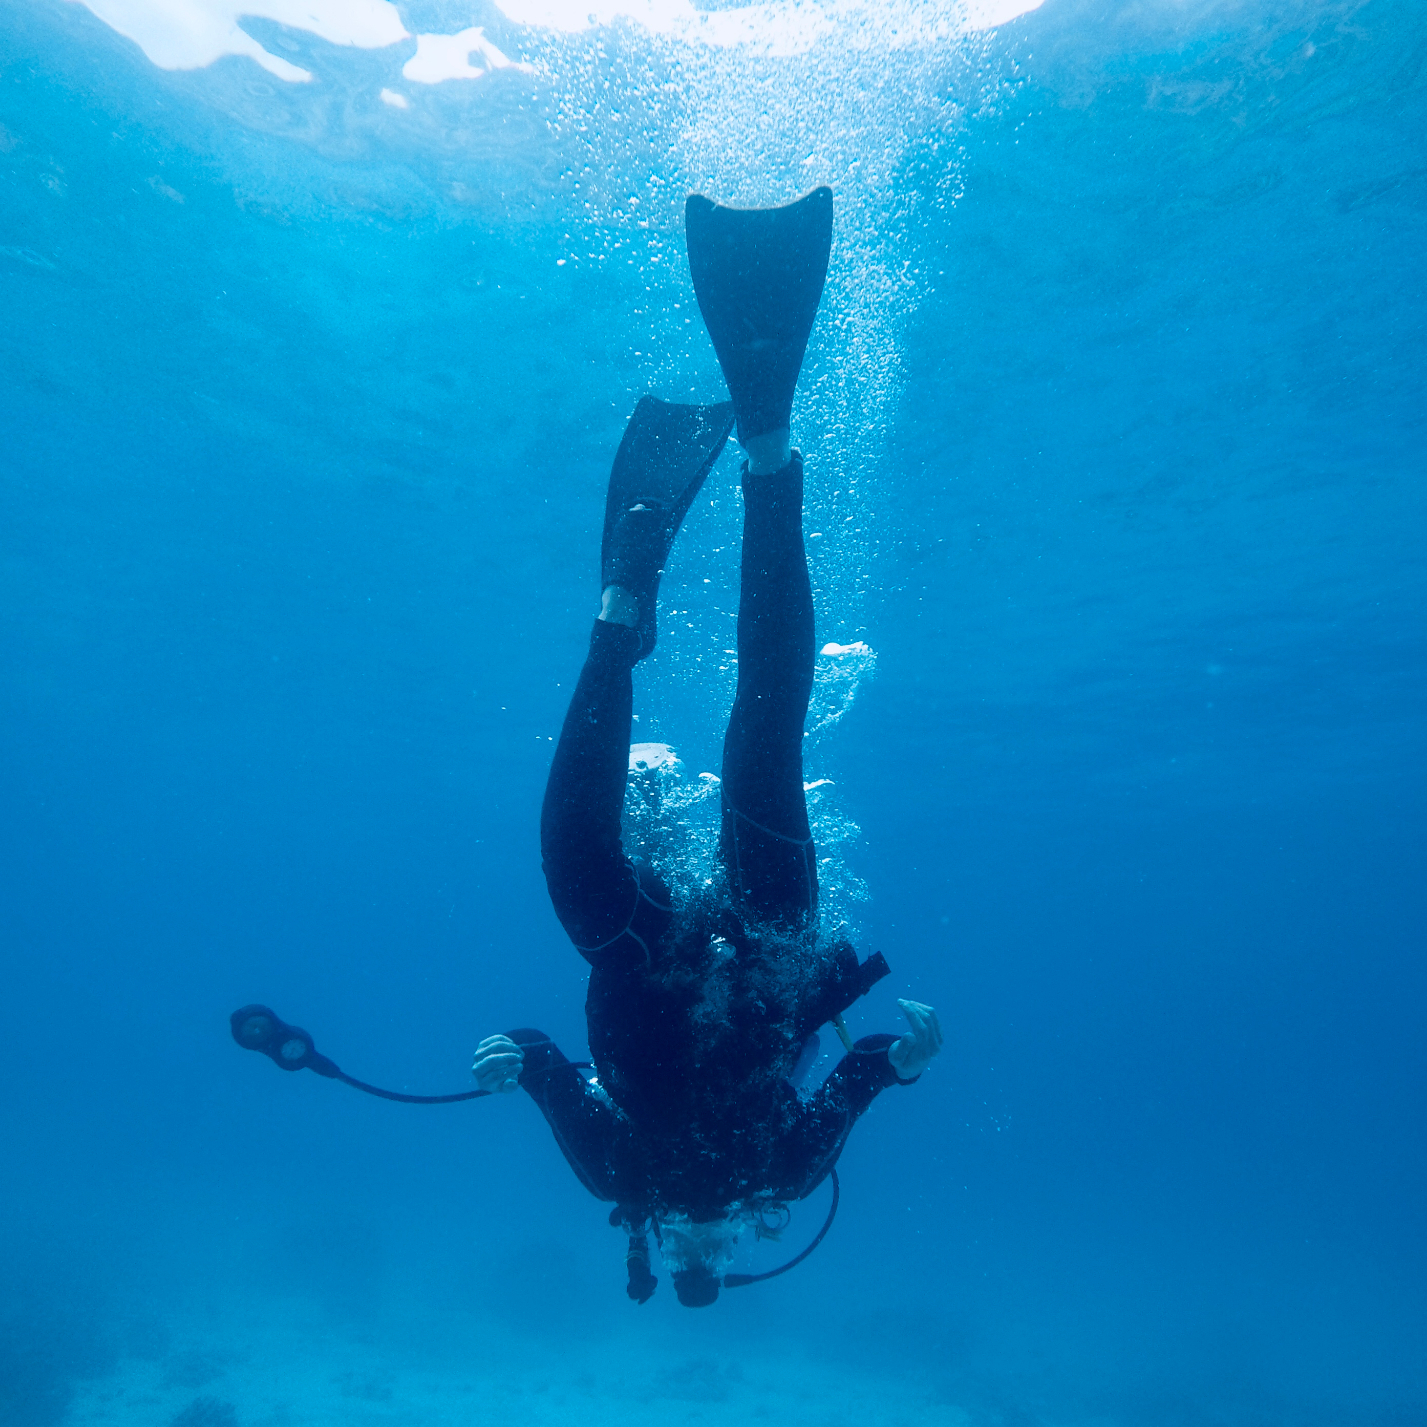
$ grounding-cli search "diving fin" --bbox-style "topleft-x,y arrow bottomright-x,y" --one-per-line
684,187 -> 833,446
602,395 -> 736,658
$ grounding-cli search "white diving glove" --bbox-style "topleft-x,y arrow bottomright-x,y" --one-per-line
472,1034 -> 524,1093
887,999 -> 943,1080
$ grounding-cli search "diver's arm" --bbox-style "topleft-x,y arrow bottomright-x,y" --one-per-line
770,1034 -> 899,1198
488,1027 -> 644,1207
772,1002 -> 943,1199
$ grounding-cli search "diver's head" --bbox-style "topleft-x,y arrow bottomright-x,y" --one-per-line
672,1263 -> 721,1308
657,1211 -> 744,1308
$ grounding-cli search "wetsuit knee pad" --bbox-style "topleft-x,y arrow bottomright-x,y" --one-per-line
624,860 -> 674,962
575,859 -> 673,971
720,802 -> 818,932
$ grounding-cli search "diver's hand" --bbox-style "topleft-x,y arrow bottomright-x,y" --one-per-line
888,1000 -> 942,1080
472,1034 -> 524,1093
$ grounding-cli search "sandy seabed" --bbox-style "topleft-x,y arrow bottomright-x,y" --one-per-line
66,1304 -> 976,1427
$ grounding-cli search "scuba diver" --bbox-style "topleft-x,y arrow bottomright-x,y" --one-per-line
230,188 -> 941,1307
469,188 -> 943,1307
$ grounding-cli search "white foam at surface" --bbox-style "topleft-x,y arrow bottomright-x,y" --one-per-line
401,27 -> 536,83
70,0 -> 1045,83
67,0 -> 408,81
497,0 -> 1044,51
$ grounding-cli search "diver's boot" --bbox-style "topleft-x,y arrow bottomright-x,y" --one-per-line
600,395 -> 735,658
684,187 -> 833,460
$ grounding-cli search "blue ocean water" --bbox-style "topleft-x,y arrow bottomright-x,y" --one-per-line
2,0 -> 1424,1423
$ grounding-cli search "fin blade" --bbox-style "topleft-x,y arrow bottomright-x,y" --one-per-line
685,188 -> 833,443
600,396 -> 735,600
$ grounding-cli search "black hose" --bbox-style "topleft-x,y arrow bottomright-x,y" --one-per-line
334,1071 -> 489,1104
231,1005 -> 584,1104
723,1168 -> 839,1288
333,1057 -> 590,1104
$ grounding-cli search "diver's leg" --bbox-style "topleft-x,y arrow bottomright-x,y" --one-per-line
543,398 -> 733,958
720,454 -> 818,930
683,188 -> 832,933
541,618 -> 653,960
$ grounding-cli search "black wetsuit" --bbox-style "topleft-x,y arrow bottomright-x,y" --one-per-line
525,456 -> 909,1225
